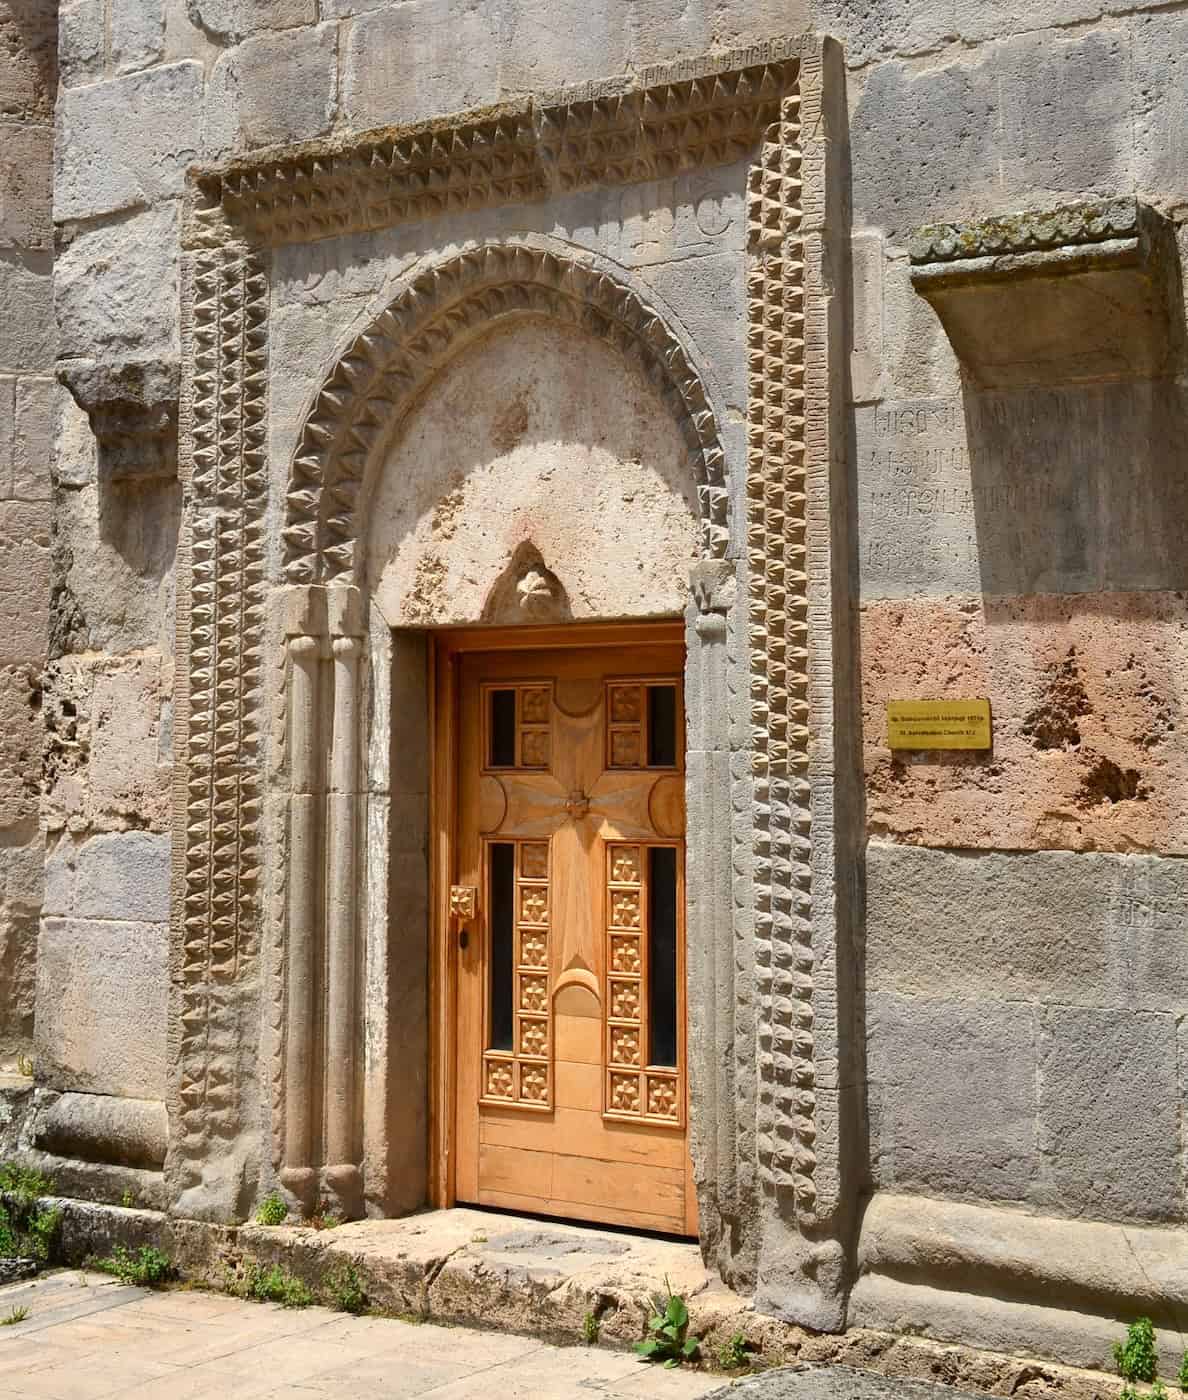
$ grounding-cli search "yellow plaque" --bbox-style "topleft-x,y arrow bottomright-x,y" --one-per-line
886,698 -> 991,751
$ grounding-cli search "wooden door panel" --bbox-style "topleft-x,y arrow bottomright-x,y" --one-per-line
448,634 -> 694,1235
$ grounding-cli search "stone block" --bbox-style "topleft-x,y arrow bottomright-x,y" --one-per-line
881,256 -> 960,399
996,30 -> 1131,204
0,502 -> 49,665
1134,10 -> 1188,208
815,0 -> 956,67
500,0 -> 628,93
639,251 -> 747,408
185,0 -> 316,41
1037,1006 -> 1180,1221
867,993 -> 1036,1202
89,658 -> 173,833
342,0 -> 499,133
59,0 -> 105,87
35,917 -> 168,1099
949,0 -> 1102,46
0,250 -> 55,371
53,378 -> 97,490
866,843 -> 1124,1010
851,55 -> 998,244
204,23 -> 338,156
0,664 -> 41,829
112,0 -> 166,73
51,478 -> 181,655
37,1091 -> 167,1169
861,593 -> 1188,853
0,123 -> 51,252
56,62 -> 203,222
74,832 -> 172,923
13,375 -> 53,500
56,206 -> 180,364
0,0 -> 57,122
626,0 -> 714,68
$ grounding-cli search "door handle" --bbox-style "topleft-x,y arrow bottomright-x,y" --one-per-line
450,885 -> 477,954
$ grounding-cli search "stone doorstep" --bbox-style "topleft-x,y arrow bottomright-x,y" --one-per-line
50,1200 -> 1129,1400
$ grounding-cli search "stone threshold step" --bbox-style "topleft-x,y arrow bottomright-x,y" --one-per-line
51,1199 -> 1130,1400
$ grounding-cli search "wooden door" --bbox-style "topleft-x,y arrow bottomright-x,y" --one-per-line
445,631 -> 696,1235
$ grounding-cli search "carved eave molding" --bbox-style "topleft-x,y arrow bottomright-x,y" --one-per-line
173,33 -> 854,1322
181,40 -> 808,253
910,197 -> 1182,388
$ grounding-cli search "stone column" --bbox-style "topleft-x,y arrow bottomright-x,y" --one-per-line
280,588 -> 327,1211
323,588 -> 364,1215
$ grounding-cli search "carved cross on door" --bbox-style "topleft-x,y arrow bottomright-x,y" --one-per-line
478,680 -> 684,980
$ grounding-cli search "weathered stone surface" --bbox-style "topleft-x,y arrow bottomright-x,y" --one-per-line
55,206 -> 179,364
997,31 -> 1130,205
867,994 -> 1036,1202
0,0 -> 57,121
111,0 -> 166,74
0,665 -> 42,828
43,655 -> 173,834
0,842 -> 39,1058
0,123 -> 51,251
56,62 -> 203,222
35,918 -> 168,1098
12,375 -> 53,500
0,502 -> 49,664
1036,1007 -> 1180,1222
1134,9 -> 1188,207
853,1194 -> 1188,1375
37,1091 -> 168,1169
186,0 -> 316,42
58,0 -> 105,88
205,23 -> 337,156
851,58 -> 997,244
814,0 -> 956,67
366,317 -> 699,627
64,832 -> 172,923
0,251 -> 54,371
341,1 -> 499,131
862,592 -> 1188,852
49,483 -> 180,656
500,0 -> 629,92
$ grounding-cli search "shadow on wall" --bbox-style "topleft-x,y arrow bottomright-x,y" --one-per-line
965,377 -> 1188,603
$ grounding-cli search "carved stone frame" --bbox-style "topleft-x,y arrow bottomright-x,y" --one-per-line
172,33 -> 858,1327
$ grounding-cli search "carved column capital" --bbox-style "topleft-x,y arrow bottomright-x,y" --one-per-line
58,358 -> 180,483
690,559 -> 736,638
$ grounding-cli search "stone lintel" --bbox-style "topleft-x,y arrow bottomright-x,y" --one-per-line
909,198 -> 1180,388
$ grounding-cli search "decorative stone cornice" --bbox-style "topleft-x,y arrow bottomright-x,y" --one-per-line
909,197 -> 1156,267
910,197 -> 1180,387
183,37 -> 811,251
58,359 -> 180,483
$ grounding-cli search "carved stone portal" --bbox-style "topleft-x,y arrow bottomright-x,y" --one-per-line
173,34 -> 856,1331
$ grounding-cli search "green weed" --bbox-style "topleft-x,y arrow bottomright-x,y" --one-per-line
582,1311 -> 600,1345
1115,1319 -> 1158,1384
717,1331 -> 752,1370
323,1262 -> 367,1315
233,1261 -> 314,1308
1179,1352 -> 1188,1392
94,1245 -> 174,1287
634,1278 -> 699,1369
255,1193 -> 288,1226
0,1306 -> 29,1326
0,1162 -> 60,1263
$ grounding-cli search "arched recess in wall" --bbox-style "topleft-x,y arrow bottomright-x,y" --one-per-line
281,242 -> 731,585
273,240 -> 738,1224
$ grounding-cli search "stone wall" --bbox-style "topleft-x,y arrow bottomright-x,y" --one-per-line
0,0 -> 55,1072
21,0 -> 1188,1370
